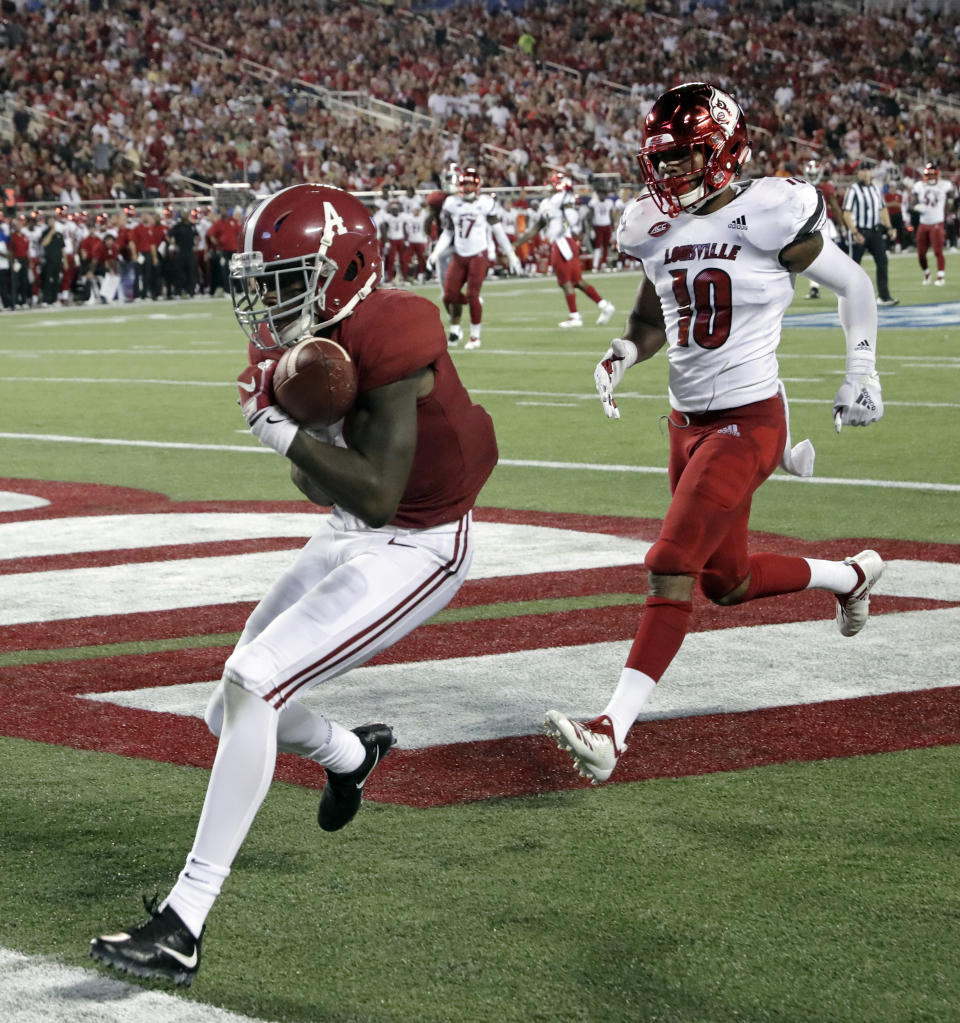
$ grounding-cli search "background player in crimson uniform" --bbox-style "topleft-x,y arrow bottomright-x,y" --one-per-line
91,184 -> 498,987
207,208 -> 242,296
544,83 -> 885,786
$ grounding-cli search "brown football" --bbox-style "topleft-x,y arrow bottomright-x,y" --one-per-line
272,337 -> 358,429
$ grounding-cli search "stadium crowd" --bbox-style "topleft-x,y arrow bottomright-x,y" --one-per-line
1,0 -> 958,307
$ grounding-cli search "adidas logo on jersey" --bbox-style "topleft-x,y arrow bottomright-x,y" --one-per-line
717,423 -> 740,437
728,214 -> 748,230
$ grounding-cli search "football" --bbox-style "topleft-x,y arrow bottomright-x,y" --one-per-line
272,337 -> 358,429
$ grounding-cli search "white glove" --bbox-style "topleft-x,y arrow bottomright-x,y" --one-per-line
425,250 -> 437,272
508,251 -> 523,276
137,254 -> 145,265
833,372 -> 883,432
594,338 -> 639,420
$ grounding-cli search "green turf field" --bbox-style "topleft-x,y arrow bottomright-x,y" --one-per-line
1,252 -> 958,1022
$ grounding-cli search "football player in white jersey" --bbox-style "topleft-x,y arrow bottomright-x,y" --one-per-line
588,185 -> 617,271
515,172 -> 615,328
426,167 -> 522,349
911,163 -> 956,286
544,82 -> 886,785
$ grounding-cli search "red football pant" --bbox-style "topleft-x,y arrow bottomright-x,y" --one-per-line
626,394 -> 811,683
443,252 -> 488,324
916,223 -> 946,272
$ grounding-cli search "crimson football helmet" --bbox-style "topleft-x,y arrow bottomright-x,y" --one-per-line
549,171 -> 574,192
230,183 -> 382,350
922,162 -> 939,183
637,82 -> 752,217
457,167 -> 482,199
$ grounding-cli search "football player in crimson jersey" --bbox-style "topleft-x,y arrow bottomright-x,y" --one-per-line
91,183 -> 498,986
544,82 -> 886,785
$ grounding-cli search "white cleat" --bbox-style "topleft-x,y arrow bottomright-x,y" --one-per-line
596,299 -> 615,325
558,314 -> 583,328
543,710 -> 623,784
935,276 -> 945,287
464,336 -> 482,350
835,549 -> 884,637
922,272 -> 931,286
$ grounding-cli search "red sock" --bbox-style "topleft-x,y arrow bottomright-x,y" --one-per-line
565,293 -> 577,313
743,553 -> 812,601
625,596 -> 692,682
582,284 -> 602,303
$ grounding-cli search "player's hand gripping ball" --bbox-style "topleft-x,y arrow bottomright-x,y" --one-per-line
273,337 -> 358,429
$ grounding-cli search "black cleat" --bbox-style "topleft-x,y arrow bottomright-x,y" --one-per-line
318,723 -> 395,832
90,895 -> 202,987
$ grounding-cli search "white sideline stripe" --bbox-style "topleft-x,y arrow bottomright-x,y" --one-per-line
83,607 -> 960,750
0,433 -> 956,492
0,520 -> 652,625
2,381 -> 959,413
0,947 -> 275,1023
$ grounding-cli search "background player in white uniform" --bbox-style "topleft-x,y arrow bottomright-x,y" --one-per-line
378,197 -> 408,285
516,173 -> 615,328
426,167 -> 521,350
588,185 -> 617,270
911,162 -> 956,286
543,82 -> 886,785
401,202 -> 430,283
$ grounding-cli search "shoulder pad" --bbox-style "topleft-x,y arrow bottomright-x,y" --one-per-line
743,177 -> 826,251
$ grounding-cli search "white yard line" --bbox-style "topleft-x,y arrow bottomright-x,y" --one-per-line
0,433 -> 957,492
0,948 -> 276,1023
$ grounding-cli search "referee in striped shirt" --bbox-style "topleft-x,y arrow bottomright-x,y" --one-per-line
842,165 -> 899,306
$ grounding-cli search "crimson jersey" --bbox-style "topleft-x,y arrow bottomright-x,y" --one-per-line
331,289 -> 498,528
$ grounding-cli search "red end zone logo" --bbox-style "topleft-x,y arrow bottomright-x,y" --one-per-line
649,221 -> 671,237
1,479 -> 958,807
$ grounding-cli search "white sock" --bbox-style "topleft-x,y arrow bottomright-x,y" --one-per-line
166,681 -> 278,935
601,668 -> 657,749
164,855 -> 230,939
308,720 -> 365,773
470,323 -> 481,338
804,558 -> 858,595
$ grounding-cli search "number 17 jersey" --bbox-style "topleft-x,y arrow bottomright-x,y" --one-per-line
616,177 -> 826,413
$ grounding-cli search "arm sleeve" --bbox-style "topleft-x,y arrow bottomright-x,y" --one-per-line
802,237 -> 877,376
490,220 -> 512,255
429,229 -> 452,261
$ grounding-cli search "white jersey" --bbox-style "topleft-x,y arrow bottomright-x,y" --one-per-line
379,210 -> 406,243
402,209 -> 428,245
537,190 -> 579,243
617,177 -> 827,413
911,178 -> 956,226
441,193 -> 498,258
588,194 -> 616,228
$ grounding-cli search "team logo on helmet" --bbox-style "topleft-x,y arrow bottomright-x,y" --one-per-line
707,88 -> 738,135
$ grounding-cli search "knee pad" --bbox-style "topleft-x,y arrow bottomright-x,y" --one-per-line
699,570 -> 744,605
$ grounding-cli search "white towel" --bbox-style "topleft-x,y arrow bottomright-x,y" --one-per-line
777,379 -> 816,478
